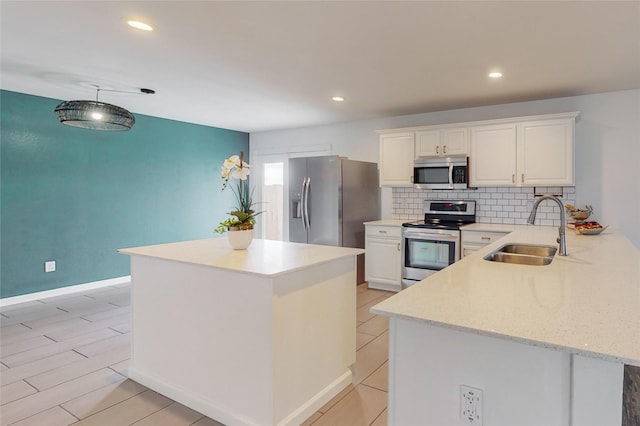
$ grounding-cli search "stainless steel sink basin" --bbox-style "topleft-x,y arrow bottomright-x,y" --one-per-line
484,243 -> 557,266
497,244 -> 557,257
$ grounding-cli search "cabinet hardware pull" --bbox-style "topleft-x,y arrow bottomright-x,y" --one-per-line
397,243 -> 401,251
512,174 -> 515,183
436,146 -> 439,155
521,173 -> 525,183
379,230 -> 387,234
481,236 -> 491,240
410,175 -> 413,183
443,145 -> 447,154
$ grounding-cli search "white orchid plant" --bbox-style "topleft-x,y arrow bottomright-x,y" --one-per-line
214,152 -> 262,234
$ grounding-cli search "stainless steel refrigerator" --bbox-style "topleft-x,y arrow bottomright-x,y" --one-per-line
288,156 -> 379,249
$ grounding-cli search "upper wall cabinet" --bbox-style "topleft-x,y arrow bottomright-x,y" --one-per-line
415,128 -> 469,157
379,132 -> 415,186
469,123 -> 517,186
379,112 -> 579,188
516,118 -> 575,186
469,113 -> 578,187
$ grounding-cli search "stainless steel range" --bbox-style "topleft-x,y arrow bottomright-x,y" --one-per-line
401,200 -> 476,288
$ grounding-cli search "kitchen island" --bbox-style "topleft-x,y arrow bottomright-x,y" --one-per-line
372,225 -> 640,426
119,238 -> 363,426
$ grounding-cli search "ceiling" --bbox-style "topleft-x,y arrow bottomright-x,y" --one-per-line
2,1 -> 639,133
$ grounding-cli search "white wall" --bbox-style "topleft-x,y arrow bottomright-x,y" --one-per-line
250,90 -> 640,248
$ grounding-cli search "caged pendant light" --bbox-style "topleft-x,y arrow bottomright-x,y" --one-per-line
54,87 -> 154,131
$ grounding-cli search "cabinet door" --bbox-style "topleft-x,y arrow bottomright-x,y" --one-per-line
365,237 -> 401,289
415,130 -> 440,157
470,124 -> 517,186
441,128 -> 469,156
379,133 -> 415,186
517,119 -> 574,186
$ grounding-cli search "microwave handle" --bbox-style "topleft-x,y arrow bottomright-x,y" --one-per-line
449,163 -> 454,188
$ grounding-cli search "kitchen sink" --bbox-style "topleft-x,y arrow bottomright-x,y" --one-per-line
497,244 -> 557,257
484,244 -> 557,266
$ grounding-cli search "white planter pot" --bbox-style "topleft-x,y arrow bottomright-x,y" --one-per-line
227,228 -> 254,250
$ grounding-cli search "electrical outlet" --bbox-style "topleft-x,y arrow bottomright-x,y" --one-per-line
460,384 -> 483,425
45,260 -> 56,273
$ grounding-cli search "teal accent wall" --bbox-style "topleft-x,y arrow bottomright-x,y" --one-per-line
1,90 -> 249,298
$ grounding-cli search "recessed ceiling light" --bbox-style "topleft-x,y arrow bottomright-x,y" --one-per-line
332,96 -> 345,102
127,20 -> 153,31
489,72 -> 503,79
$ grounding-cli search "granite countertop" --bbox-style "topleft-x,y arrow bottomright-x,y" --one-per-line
371,225 -> 640,366
119,238 -> 363,278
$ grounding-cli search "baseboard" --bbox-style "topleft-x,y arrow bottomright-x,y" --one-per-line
0,276 -> 131,307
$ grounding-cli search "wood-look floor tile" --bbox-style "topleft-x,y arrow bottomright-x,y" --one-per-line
81,306 -> 130,323
318,384 -> 355,414
351,331 -> 389,385
130,401 -> 205,425
2,328 -> 120,368
362,361 -> 388,392
0,300 -> 47,314
8,406 -> 78,426
310,384 -> 387,426
2,318 -> 91,347
0,368 -> 125,425
0,323 -> 33,339
71,390 -> 173,425
26,344 -> 130,391
301,411 -> 323,425
1,334 -> 55,357
0,350 -> 85,387
0,380 -> 37,404
108,359 -> 129,376
356,332 -> 376,351
73,332 -> 130,358
61,378 -> 147,419
0,306 -> 69,328
357,315 -> 389,337
191,416 -> 225,426
356,296 -> 388,323
370,408 -> 388,426
0,362 -> 7,371
356,288 -> 392,308
44,314 -> 128,342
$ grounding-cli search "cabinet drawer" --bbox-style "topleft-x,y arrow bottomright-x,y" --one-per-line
365,225 -> 402,238
461,230 -> 507,245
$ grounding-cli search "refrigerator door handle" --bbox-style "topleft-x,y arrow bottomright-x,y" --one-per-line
303,177 -> 311,229
300,177 -> 307,231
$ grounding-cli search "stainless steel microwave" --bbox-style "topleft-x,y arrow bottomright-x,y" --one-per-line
413,156 -> 468,190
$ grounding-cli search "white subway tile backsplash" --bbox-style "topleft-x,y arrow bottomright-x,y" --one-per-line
391,186 -> 577,226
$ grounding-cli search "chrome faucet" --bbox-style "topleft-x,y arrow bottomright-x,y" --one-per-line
527,195 -> 568,256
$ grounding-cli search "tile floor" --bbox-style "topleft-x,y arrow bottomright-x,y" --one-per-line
0,282 -> 393,426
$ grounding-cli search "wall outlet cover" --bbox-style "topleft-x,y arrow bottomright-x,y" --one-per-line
461,384 -> 483,425
45,260 -> 56,273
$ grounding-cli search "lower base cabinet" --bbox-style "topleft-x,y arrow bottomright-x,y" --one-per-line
461,229 -> 509,258
365,224 -> 402,292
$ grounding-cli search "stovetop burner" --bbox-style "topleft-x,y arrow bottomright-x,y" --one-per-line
402,200 -> 477,230
402,219 -> 472,231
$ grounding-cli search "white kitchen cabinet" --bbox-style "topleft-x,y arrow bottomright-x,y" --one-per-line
517,118 -> 575,186
469,123 -> 517,186
415,127 -> 468,157
470,114 -> 577,187
379,132 -> 415,187
365,224 -> 402,292
461,229 -> 509,258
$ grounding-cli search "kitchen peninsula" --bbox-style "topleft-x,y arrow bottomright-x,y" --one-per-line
372,225 -> 640,426
119,238 -> 363,426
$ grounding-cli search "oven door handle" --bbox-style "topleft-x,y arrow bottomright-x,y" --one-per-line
403,232 -> 459,241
